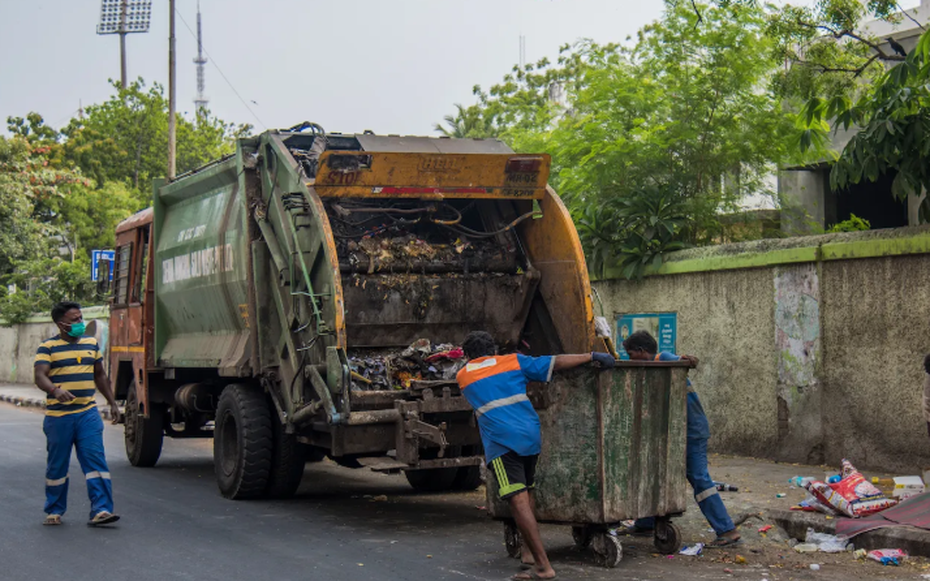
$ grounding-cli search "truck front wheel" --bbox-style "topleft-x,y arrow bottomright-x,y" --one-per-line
124,381 -> 164,467
214,384 -> 273,499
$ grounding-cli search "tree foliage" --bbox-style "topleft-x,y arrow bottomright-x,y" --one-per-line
0,255 -> 95,326
1,77 -> 248,322
54,79 -> 248,194
798,30 -> 930,220
441,0 -> 800,277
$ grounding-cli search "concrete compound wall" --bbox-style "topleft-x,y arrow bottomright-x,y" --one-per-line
594,226 -> 930,473
0,307 -> 109,385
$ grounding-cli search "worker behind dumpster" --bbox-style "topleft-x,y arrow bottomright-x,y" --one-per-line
457,331 -> 616,580
34,301 -> 121,527
623,330 -> 740,548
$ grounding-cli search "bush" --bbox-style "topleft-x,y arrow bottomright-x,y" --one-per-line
828,214 -> 871,233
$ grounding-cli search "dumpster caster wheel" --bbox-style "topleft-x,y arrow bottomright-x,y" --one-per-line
592,533 -> 622,568
504,520 -> 523,559
654,521 -> 682,555
572,526 -> 592,549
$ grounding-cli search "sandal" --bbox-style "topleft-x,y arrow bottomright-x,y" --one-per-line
43,514 -> 62,526
88,511 -> 120,526
706,535 -> 741,548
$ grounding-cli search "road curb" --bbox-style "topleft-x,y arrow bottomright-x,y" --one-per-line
0,393 -> 121,421
768,508 -> 930,557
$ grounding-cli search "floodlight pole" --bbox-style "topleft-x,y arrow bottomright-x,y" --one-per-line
168,0 -> 176,180
119,0 -> 128,88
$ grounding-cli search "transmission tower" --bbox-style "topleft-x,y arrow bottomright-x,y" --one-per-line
193,1 -> 208,112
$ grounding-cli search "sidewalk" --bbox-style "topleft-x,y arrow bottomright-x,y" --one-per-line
618,451 -> 930,572
0,383 -> 121,422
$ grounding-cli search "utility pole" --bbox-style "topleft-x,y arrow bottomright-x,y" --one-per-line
96,1 -> 152,88
168,0 -> 177,180
119,0 -> 127,87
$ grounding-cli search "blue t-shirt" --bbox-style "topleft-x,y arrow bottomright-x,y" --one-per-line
456,353 -> 555,462
657,351 -> 710,440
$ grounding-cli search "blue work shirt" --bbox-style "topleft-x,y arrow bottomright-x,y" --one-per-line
456,353 -> 555,462
657,351 -> 711,441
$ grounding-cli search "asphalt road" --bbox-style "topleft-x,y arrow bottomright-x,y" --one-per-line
1,403 -> 920,581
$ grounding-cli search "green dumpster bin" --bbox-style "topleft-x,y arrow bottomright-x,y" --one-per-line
486,360 -> 691,567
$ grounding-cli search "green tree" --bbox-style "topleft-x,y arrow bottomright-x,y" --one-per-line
0,255 -> 95,326
442,1 -> 801,276
798,30 -> 930,221
55,79 -> 247,195
433,103 -> 498,138
0,136 -> 89,275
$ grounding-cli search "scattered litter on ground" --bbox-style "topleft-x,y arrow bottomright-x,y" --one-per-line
854,549 -> 867,559
371,495 -> 388,502
714,481 -> 739,492
804,528 -> 849,553
788,476 -> 814,488
680,543 -> 704,556
734,555 -> 747,565
792,459 -> 897,518
775,493 -> 786,498
758,525 -> 773,533
867,549 -> 907,566
809,563 -> 821,571
793,543 -> 818,554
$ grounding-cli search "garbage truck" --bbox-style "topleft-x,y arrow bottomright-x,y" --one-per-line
105,124 -> 599,499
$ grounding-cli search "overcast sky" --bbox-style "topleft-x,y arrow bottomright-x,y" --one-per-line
2,0 -> 920,138
0,0 -> 669,137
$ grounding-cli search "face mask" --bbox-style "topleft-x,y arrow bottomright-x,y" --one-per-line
66,321 -> 86,338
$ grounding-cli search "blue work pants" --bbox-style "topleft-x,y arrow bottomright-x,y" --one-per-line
636,437 -> 735,536
43,409 -> 114,518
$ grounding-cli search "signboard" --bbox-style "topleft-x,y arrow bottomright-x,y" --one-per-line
615,312 -> 678,359
91,249 -> 115,282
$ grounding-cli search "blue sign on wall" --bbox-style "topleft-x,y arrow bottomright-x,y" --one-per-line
615,312 -> 678,359
91,249 -> 115,282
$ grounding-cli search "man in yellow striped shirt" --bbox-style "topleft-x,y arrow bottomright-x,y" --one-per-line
34,301 -> 121,526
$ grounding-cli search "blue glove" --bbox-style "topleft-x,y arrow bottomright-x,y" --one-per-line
591,352 -> 616,368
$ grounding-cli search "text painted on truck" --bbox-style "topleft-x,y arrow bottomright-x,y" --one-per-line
162,244 -> 234,285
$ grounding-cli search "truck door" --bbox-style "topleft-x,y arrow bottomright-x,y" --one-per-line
109,223 -> 150,388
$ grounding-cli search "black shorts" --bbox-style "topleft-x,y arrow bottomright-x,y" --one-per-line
489,451 -> 538,500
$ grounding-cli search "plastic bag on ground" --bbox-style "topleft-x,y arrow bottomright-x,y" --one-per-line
867,549 -> 907,566
804,459 -> 896,518
805,528 -> 849,553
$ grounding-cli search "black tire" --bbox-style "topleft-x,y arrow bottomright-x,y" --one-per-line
263,409 -> 306,499
450,445 -> 482,491
504,520 -> 523,559
450,465 -> 482,491
124,381 -> 164,467
214,384 -> 273,500
592,533 -> 623,568
404,467 -> 458,492
653,520 -> 682,555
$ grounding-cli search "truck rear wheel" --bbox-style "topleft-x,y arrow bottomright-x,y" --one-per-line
450,445 -> 482,491
263,408 -> 306,499
214,384 -> 273,499
124,381 -> 164,467
405,467 -> 458,492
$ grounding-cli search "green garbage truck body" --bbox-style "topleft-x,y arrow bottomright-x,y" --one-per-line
109,127 -> 600,499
